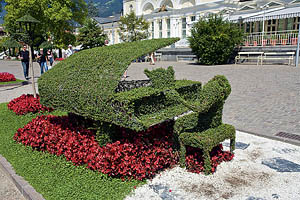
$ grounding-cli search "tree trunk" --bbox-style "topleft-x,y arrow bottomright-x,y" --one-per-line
29,45 -> 37,98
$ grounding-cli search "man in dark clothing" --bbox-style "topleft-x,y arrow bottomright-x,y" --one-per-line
19,45 -> 30,79
37,48 -> 48,75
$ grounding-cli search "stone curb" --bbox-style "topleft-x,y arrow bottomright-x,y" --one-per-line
0,154 -> 45,200
237,129 -> 300,147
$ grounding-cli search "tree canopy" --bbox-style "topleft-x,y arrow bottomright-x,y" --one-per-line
188,14 -> 243,65
118,11 -> 149,42
87,0 -> 99,18
77,18 -> 107,49
4,0 -> 87,48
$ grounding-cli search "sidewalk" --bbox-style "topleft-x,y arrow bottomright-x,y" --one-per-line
1,60 -> 300,199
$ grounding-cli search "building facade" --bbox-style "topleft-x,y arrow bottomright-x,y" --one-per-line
95,0 -> 300,47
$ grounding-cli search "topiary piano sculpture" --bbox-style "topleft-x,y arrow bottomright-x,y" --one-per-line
38,38 -> 235,174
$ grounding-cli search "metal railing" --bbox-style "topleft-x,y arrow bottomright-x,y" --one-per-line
243,30 -> 299,47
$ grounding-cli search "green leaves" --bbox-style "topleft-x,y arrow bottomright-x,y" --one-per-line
144,66 -> 175,89
4,0 -> 87,48
188,14 -> 243,65
118,11 -> 150,42
77,18 -> 108,50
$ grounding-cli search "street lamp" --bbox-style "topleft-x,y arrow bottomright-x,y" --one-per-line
238,16 -> 243,31
112,22 -> 115,45
296,23 -> 300,67
16,14 -> 40,98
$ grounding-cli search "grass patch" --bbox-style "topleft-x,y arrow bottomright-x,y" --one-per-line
0,79 -> 24,85
0,103 -> 142,200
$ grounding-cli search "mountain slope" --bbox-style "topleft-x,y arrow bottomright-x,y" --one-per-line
88,0 -> 123,17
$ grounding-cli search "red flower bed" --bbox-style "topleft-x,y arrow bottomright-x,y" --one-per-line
14,116 -> 177,180
186,145 -> 234,173
14,115 -> 234,180
7,94 -> 53,115
0,72 -> 16,82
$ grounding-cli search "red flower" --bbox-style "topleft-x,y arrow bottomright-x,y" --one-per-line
0,72 -> 16,82
7,94 -> 53,115
13,116 -> 234,180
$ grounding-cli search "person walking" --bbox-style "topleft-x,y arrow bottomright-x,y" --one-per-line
150,52 -> 155,65
47,49 -> 54,69
37,48 -> 48,75
18,45 -> 30,79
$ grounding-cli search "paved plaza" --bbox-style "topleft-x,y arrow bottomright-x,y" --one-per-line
0,60 -> 300,199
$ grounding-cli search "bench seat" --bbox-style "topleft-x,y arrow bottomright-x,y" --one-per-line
259,52 -> 295,65
235,52 -> 264,65
176,55 -> 197,62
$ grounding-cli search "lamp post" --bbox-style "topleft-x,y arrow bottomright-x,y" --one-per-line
16,14 -> 40,98
238,16 -> 243,31
112,22 -> 115,45
296,23 -> 300,67
260,5 -> 269,47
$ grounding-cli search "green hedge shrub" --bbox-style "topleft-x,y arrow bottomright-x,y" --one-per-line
144,66 -> 175,89
38,38 -> 186,131
188,14 -> 243,65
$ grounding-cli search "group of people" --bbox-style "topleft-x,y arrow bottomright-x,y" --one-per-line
19,44 -> 74,80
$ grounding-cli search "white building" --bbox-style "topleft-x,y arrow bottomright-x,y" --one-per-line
95,0 -> 300,47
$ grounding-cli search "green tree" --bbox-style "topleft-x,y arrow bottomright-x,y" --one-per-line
4,0 -> 87,49
188,14 -> 243,65
87,0 -> 99,18
77,18 -> 107,49
118,11 -> 149,42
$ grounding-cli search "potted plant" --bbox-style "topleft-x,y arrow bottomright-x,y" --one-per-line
270,35 -> 277,46
291,31 -> 298,45
280,34 -> 288,45
244,41 -> 250,46
253,40 -> 258,46
262,35 -> 268,46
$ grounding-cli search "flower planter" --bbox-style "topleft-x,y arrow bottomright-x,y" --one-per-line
292,38 -> 298,45
253,41 -> 258,46
271,39 -> 277,46
262,39 -> 267,46
281,39 -> 288,45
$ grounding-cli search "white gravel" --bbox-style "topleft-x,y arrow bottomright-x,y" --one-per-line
125,131 -> 300,200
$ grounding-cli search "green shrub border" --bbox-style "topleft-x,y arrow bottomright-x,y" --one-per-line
0,103 -> 142,200
0,79 -> 26,86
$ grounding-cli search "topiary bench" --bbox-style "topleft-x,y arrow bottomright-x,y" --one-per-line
179,124 -> 235,174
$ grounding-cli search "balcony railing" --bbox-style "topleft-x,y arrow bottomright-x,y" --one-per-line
242,30 -> 299,47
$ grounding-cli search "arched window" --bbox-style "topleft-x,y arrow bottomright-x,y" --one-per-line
142,2 -> 154,15
160,0 -> 174,8
180,0 -> 195,9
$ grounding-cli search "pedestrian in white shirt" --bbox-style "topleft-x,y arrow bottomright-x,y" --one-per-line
65,45 -> 73,58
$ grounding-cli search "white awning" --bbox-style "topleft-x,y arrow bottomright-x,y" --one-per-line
228,7 -> 283,23
244,7 -> 300,22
